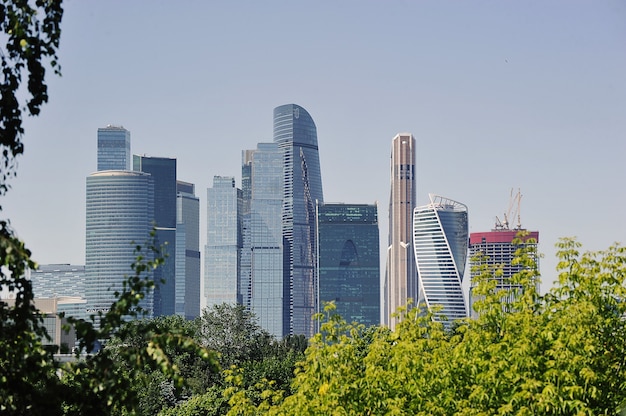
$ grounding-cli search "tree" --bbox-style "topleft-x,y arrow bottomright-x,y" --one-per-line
0,1 -> 65,413
225,237 -> 626,415
200,303 -> 273,369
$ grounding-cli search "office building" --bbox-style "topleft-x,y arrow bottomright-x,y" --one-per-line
29,264 -> 87,321
413,194 -> 468,323
243,143 -> 285,337
384,133 -> 417,329
468,229 -> 539,317
316,202 -> 380,327
97,125 -> 130,171
176,181 -> 201,319
239,150 -> 254,309
133,155 -> 177,316
85,170 -> 155,325
205,176 -> 242,310
273,104 -> 324,337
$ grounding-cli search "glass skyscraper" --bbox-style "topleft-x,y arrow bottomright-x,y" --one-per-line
384,133 -> 417,329
97,125 -> 130,171
413,194 -> 468,323
133,155 -> 177,316
316,203 -> 380,327
205,176 -> 242,310
176,180 -> 201,320
246,142 -> 285,337
85,170 -> 155,325
273,104 -> 324,337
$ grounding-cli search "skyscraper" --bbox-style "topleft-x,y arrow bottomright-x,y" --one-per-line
133,155 -> 177,316
384,133 -> 417,329
413,194 -> 468,323
205,176 -> 242,310
468,229 -> 539,318
316,202 -> 380,327
85,170 -> 154,325
273,104 -> 324,337
176,180 -> 200,320
246,142 -> 285,337
97,125 -> 130,171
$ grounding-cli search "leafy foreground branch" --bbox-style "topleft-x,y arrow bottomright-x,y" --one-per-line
0,232 -> 217,416
224,237 -> 626,416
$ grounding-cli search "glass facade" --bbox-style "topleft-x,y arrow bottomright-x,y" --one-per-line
97,125 -> 130,171
248,143 -> 285,338
273,104 -> 324,337
316,203 -> 380,327
413,194 -> 468,323
29,264 -> 87,321
85,171 -> 154,326
205,176 -> 242,309
133,155 -> 177,316
176,181 -> 201,319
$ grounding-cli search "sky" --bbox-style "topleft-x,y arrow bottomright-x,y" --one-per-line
2,0 -> 625,296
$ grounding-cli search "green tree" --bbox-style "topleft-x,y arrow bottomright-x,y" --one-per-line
225,237 -> 626,415
200,303 -> 273,369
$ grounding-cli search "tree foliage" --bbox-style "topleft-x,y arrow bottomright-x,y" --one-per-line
0,0 -> 63,191
225,237 -> 626,415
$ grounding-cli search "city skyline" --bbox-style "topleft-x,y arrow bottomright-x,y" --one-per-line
2,1 -> 624,300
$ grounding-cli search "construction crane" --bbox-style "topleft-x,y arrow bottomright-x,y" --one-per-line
494,188 -> 523,231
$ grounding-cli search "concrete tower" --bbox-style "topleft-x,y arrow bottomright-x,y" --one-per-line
384,133 -> 417,329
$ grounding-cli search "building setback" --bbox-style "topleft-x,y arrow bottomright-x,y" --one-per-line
316,202 -> 380,327
384,133 -> 417,329
413,194 -> 468,324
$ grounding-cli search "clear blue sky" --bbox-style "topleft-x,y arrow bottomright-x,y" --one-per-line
3,0 -> 625,294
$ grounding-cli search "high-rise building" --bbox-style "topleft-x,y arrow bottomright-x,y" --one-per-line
29,264 -> 87,321
133,155 -> 177,316
384,133 -> 417,329
205,176 -> 242,310
85,170 -> 155,325
468,230 -> 539,318
273,104 -> 324,337
97,125 -> 130,171
30,264 -> 86,299
316,202 -> 380,327
243,142 -> 285,337
239,150 -> 254,310
176,180 -> 200,320
413,194 -> 468,323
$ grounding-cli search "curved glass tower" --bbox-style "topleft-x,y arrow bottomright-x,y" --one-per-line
273,104 -> 323,337
413,194 -> 468,323
85,171 -> 154,325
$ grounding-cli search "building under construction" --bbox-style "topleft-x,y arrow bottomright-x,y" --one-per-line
468,190 -> 539,318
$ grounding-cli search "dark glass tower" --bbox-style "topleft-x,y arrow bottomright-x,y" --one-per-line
133,155 -> 177,316
316,203 -> 380,327
273,104 -> 324,337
